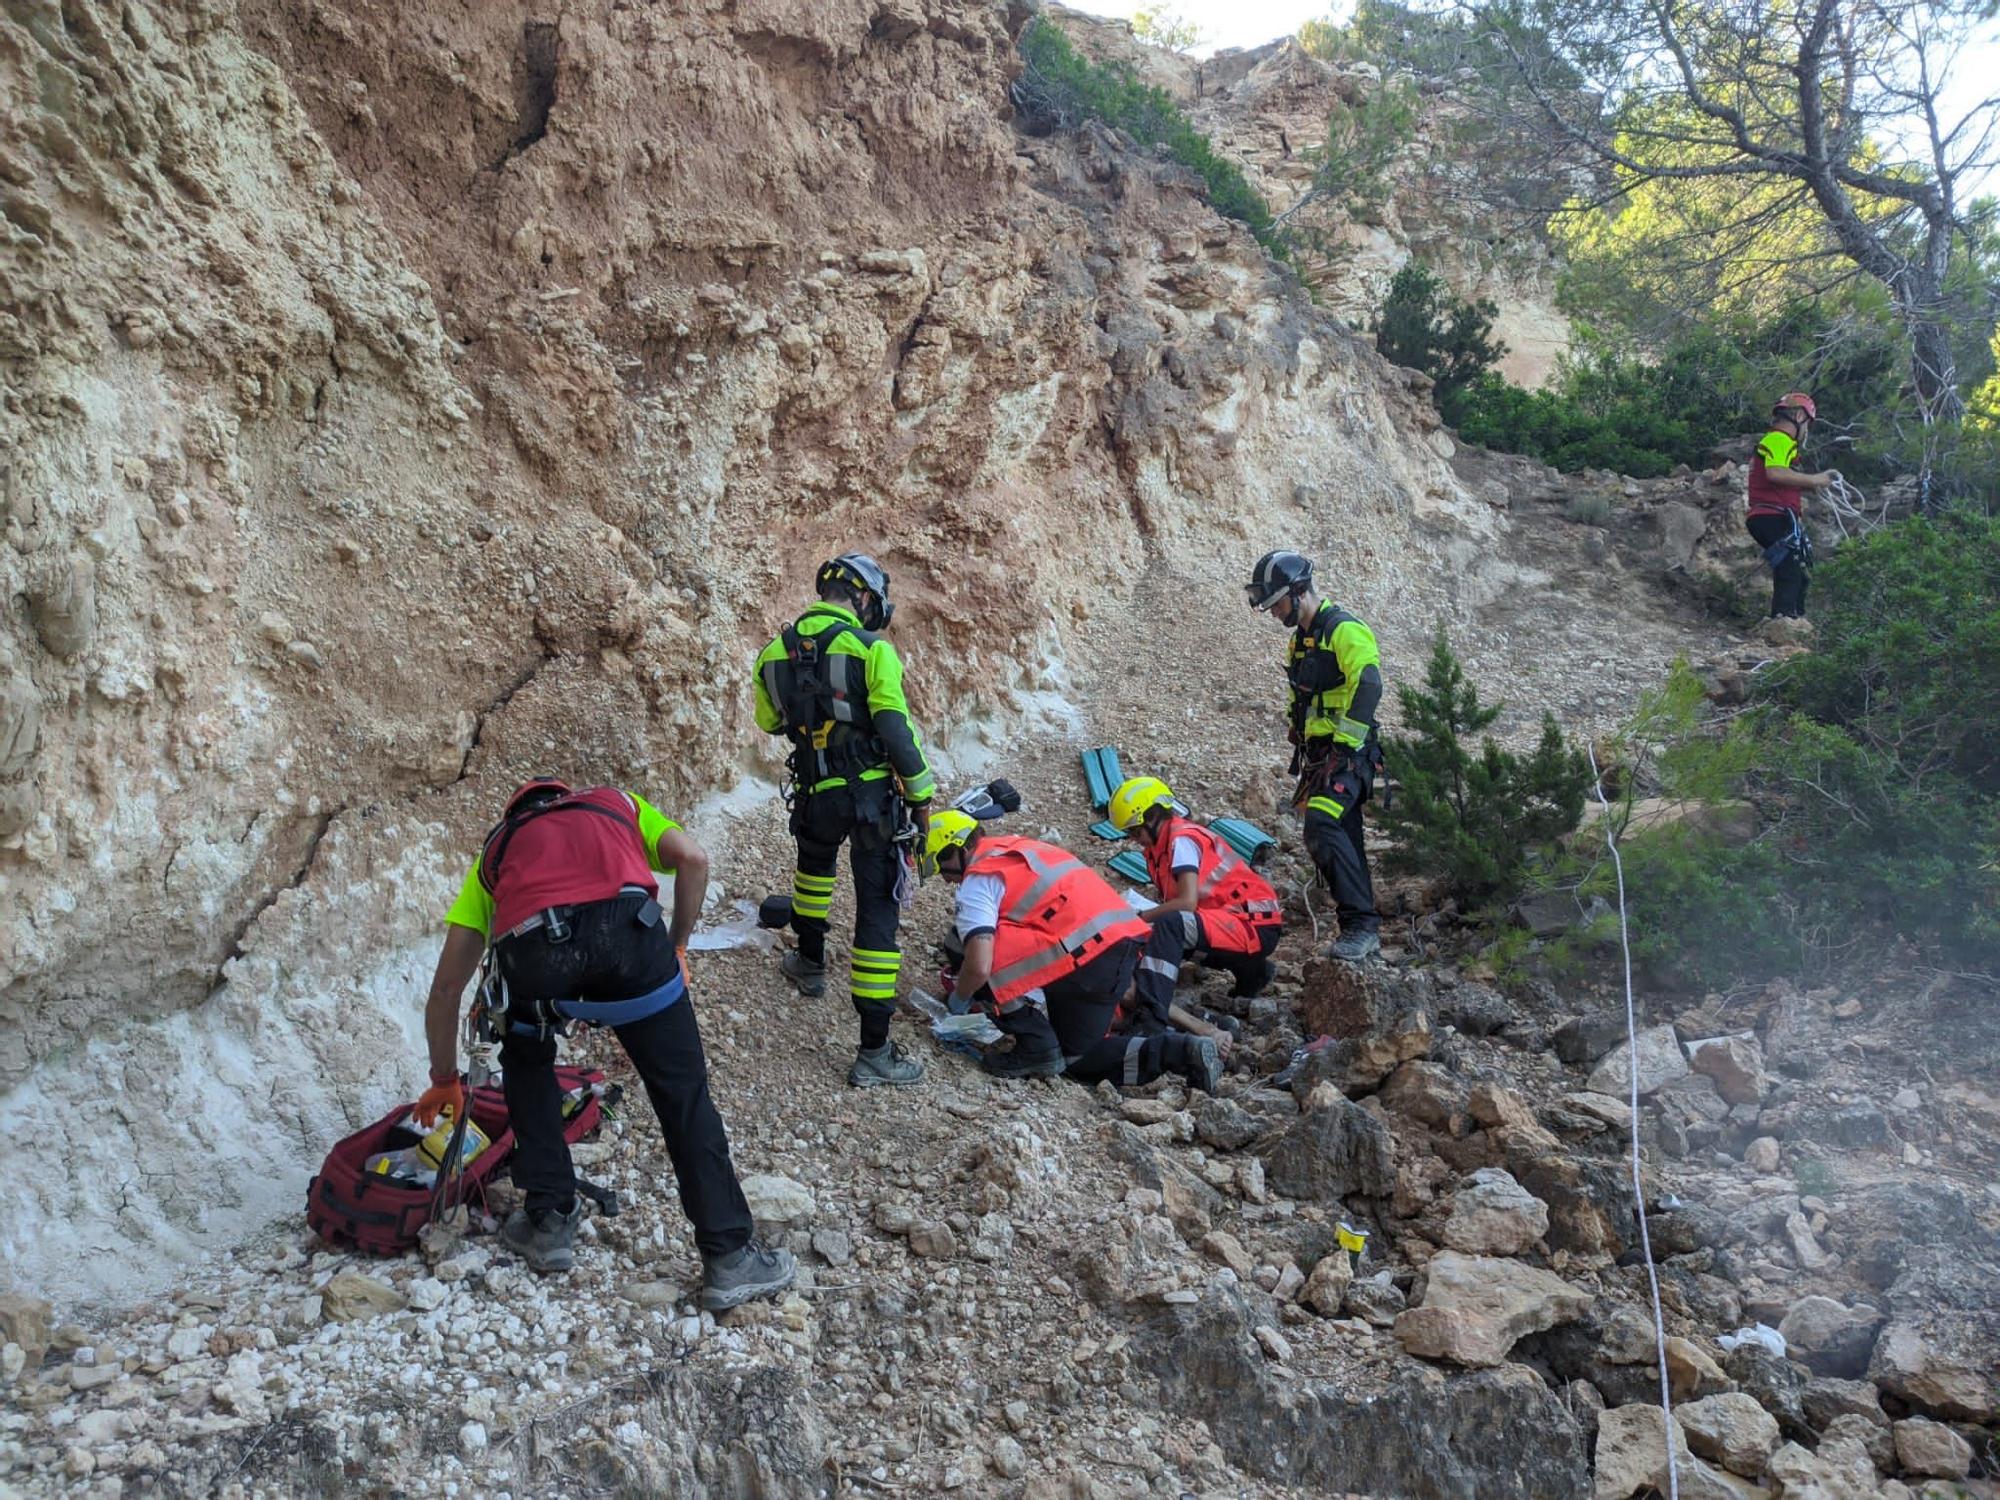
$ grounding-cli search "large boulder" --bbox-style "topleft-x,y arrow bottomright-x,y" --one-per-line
1589,1405 -> 1748,1500
1263,1095 -> 1395,1202
1592,1404 -> 1688,1500
1441,1168 -> 1550,1256
1300,1251 -> 1353,1317
1723,1343 -> 1812,1444
1586,1025 -> 1689,1098
1676,1392 -> 1781,1477
1865,1248 -> 2000,1422
0,1293 -> 53,1369
1685,1035 -> 1769,1106
1147,1287 -> 1590,1498
1777,1296 -> 1883,1379
1193,1096 -> 1262,1151
1767,1436 -> 1879,1499
1891,1417 -> 1971,1480
1869,1319 -> 1999,1422
1395,1251 -> 1591,1368
1296,960 -> 1435,1090
1380,1060 -> 1472,1135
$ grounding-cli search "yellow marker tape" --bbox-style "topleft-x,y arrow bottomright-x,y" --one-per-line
1336,1222 -> 1369,1255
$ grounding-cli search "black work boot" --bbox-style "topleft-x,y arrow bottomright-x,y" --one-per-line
701,1240 -> 797,1311
780,950 -> 826,997
982,1044 -> 1064,1080
1177,1036 -> 1223,1094
500,1199 -> 582,1274
1230,957 -> 1278,999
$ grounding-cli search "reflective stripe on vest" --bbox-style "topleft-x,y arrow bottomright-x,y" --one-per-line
1144,818 -> 1284,930
965,835 -> 1148,1004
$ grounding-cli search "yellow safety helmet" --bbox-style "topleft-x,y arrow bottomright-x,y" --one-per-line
920,808 -> 980,879
1107,776 -> 1180,833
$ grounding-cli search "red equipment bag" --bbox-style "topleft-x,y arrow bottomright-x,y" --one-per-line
307,1065 -> 607,1255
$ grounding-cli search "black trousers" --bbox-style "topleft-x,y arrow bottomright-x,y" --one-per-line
987,939 -> 1130,1061
1173,911 -> 1282,991
1747,512 -> 1809,618
494,895 -> 753,1256
1304,770 -> 1377,933
1069,1012 -> 1214,1088
792,782 -> 902,1049
983,937 -> 1192,1086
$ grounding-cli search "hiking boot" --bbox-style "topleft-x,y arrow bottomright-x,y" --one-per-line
1324,928 -> 1382,963
701,1240 -> 796,1311
780,950 -> 826,997
981,1044 -> 1064,1080
849,1041 -> 925,1088
500,1199 -> 582,1275
1230,957 -> 1278,999
1179,1036 -> 1223,1094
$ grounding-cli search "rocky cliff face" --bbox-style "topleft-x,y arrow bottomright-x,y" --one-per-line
0,0 -> 1529,1295
1049,5 -> 1574,386
6,12 -> 1996,1496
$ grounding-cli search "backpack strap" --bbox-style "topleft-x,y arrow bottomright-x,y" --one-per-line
479,794 -> 642,893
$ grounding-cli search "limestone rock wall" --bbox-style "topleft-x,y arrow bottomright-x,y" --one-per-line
0,0 -> 1506,1296
1048,8 -> 1574,387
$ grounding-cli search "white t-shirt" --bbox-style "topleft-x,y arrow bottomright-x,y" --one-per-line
954,872 -> 1044,1007
1170,834 -> 1202,876
955,872 -> 1006,938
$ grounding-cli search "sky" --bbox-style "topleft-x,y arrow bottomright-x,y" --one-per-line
1074,0 -> 1343,54
1072,0 -> 2000,200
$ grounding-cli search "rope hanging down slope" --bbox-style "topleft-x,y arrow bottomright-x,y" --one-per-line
1588,743 -> 1681,1500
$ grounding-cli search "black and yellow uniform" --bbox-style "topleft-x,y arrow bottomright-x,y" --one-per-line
754,601 -> 935,1046
1287,601 -> 1383,935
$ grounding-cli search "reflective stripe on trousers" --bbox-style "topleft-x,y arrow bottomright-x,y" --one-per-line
850,946 -> 901,1005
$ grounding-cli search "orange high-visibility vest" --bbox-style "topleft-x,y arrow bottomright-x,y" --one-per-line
964,836 -> 1148,1004
1142,816 -> 1284,932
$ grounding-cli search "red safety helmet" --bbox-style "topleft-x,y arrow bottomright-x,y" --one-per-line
1773,392 -> 1817,421
503,776 -> 571,818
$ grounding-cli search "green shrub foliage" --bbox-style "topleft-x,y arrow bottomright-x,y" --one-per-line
1380,630 -> 1593,907
1566,517 -> 2000,986
1014,20 -> 1280,254
1373,264 -> 1506,406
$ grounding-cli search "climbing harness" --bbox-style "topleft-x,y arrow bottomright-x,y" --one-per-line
764,616 -> 893,789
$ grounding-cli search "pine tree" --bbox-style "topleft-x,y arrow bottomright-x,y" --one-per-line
1381,630 -> 1591,906
1373,263 -> 1506,406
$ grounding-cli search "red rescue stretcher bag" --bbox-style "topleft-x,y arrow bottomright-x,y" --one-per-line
307,1065 -> 606,1255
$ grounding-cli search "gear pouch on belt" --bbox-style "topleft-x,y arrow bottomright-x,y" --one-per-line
852,777 -> 897,846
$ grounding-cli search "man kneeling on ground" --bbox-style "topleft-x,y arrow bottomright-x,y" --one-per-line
921,811 -> 1221,1091
415,777 -> 793,1309
1108,775 -> 1284,999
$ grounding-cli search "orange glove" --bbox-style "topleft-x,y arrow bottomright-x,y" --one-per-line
414,1071 -> 465,1128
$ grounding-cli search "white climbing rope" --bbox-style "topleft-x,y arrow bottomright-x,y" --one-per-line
1587,743 -> 1681,1500
1818,471 -> 1887,542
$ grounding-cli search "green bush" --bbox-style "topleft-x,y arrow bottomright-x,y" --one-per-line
1379,630 -> 1593,907
1443,331 -> 1747,476
1013,20 -> 1281,255
1564,517 -> 2000,987
1374,264 -> 1506,406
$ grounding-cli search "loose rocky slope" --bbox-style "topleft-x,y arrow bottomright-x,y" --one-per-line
4,1 -> 1996,1497
6,0 -> 1636,1297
